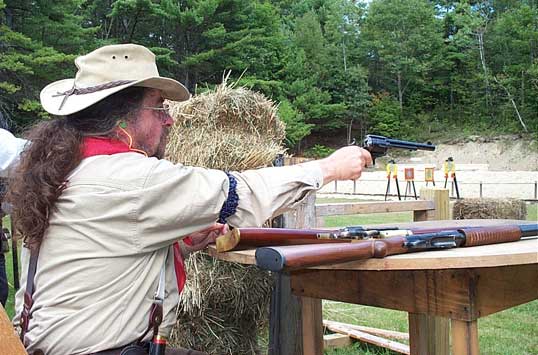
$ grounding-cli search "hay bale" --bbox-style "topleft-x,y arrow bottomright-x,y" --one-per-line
170,256 -> 272,355
165,80 -> 284,355
166,81 -> 285,171
452,198 -> 527,220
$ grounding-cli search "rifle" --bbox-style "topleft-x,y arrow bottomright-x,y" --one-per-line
215,223 -> 529,252
216,226 -> 400,252
361,135 -> 435,164
254,223 -> 538,272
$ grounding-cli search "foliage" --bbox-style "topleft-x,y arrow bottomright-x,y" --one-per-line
303,144 -> 336,158
367,93 -> 401,137
278,99 -> 314,148
0,0 -> 537,144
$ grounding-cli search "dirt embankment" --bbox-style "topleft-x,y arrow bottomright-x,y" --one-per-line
394,135 -> 538,171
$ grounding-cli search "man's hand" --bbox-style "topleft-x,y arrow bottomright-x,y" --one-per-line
317,146 -> 372,185
180,223 -> 229,257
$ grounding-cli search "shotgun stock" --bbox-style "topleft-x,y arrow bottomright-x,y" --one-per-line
255,224 -> 538,272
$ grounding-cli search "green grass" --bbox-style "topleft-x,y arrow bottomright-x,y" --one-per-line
317,197 -> 413,227
2,215 -> 18,319
322,300 -> 538,355
323,212 -> 413,227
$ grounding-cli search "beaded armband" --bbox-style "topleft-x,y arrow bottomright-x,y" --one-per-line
218,173 -> 239,224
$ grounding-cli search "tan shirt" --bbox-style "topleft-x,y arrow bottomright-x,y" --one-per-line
13,152 -> 323,354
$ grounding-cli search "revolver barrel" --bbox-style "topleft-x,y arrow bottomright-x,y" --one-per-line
364,135 -> 435,151
362,134 -> 435,163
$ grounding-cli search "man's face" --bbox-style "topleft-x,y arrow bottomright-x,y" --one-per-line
130,89 -> 174,159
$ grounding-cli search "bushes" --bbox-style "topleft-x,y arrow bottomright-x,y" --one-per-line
304,144 -> 336,158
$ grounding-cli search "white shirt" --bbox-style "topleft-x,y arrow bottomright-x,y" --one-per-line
0,128 -> 27,177
13,152 -> 323,354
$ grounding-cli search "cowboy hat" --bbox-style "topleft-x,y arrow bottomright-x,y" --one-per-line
40,44 -> 190,116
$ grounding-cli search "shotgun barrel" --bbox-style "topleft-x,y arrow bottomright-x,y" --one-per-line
255,223 -> 538,272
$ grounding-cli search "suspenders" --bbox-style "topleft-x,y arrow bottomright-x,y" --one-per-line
19,245 -> 167,351
19,245 -> 39,344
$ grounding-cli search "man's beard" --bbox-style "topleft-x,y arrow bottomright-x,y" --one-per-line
154,128 -> 170,159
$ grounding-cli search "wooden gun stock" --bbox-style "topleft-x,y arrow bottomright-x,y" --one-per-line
255,224 -> 537,272
216,227 -> 371,252
256,237 -> 408,271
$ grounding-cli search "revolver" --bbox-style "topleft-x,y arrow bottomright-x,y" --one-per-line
361,134 -> 435,164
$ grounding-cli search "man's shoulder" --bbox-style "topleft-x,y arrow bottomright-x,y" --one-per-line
69,153 -> 226,190
69,153 -> 173,187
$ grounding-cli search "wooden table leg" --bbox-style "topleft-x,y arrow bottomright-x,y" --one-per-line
408,313 -> 449,355
269,273 -> 301,355
451,319 -> 479,355
302,296 -> 323,355
269,273 -> 323,355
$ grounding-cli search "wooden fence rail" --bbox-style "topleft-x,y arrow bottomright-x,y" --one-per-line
315,200 -> 435,227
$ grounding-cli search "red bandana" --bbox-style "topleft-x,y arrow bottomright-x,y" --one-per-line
82,136 -> 190,293
82,137 -> 131,158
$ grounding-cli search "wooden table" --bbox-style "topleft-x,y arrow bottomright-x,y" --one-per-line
209,219 -> 538,355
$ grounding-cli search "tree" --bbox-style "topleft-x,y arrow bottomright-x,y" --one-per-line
0,0 -> 94,129
360,0 -> 444,113
487,4 -> 538,131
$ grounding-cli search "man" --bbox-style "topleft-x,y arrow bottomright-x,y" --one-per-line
0,126 -> 28,307
9,44 -> 371,355
0,178 -> 8,307
0,128 -> 27,178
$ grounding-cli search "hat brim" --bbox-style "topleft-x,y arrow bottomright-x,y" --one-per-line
40,77 -> 190,116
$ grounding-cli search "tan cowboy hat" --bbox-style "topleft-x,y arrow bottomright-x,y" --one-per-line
40,44 -> 190,116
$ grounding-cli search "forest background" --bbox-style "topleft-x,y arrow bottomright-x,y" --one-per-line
1,0 -> 537,156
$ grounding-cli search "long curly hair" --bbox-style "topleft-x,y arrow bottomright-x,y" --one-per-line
7,87 -> 147,247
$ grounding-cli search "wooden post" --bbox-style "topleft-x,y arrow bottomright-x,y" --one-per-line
409,313 -> 449,355
451,320 -> 479,355
270,192 -> 323,355
409,187 -> 450,355
0,304 -> 27,355
418,187 -> 450,221
302,296 -> 324,355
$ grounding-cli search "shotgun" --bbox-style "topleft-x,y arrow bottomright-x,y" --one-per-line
215,223 -> 531,252
254,223 -> 538,272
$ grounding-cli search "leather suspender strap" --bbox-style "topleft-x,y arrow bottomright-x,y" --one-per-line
137,251 -> 167,344
20,245 -> 40,343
